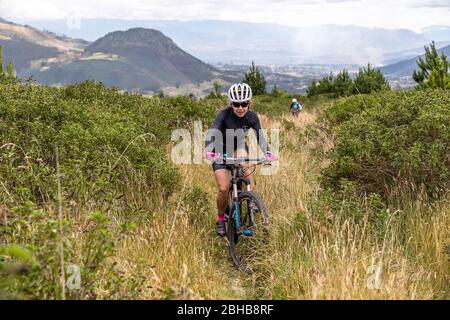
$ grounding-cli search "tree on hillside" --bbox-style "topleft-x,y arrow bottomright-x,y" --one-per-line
307,74 -> 334,97
320,74 -> 334,93
207,81 -> 223,99
6,60 -> 15,80
0,47 -> 17,83
333,69 -> 353,96
243,61 -> 266,95
213,81 -> 221,96
353,64 -> 390,94
306,80 -> 319,97
413,41 -> 450,89
271,85 -> 280,97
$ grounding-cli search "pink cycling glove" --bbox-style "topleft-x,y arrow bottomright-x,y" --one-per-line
265,151 -> 278,161
206,151 -> 220,162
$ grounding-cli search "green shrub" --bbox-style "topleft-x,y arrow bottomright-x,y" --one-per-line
307,75 -> 334,98
353,64 -> 390,94
306,180 -> 390,239
333,69 -> 354,97
0,81 -> 223,207
413,41 -> 450,90
307,65 -> 389,98
184,186 -> 212,226
243,61 -> 267,95
252,93 -> 306,118
0,202 -> 133,299
0,80 -> 222,299
322,90 -> 450,198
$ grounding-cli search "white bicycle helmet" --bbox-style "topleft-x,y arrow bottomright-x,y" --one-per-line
228,83 -> 253,103
292,98 -> 298,103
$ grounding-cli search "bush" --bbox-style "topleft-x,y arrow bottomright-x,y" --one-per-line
306,181 -> 390,240
0,81 -> 223,206
2,84 -> 165,205
333,69 -> 353,97
353,64 -> 390,94
321,90 -> 450,198
243,61 -> 267,95
252,93 -> 306,118
0,202 -> 133,299
307,65 -> 390,98
206,81 -> 224,99
307,75 -> 334,97
0,80 -> 222,298
413,41 -> 450,90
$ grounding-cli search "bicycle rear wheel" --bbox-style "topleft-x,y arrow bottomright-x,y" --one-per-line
227,191 -> 269,271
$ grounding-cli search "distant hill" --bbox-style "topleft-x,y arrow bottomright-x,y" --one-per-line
18,28 -> 218,92
85,28 -> 217,85
0,18 -> 220,92
22,19 -> 434,65
380,44 -> 450,78
8,16 -> 448,94
382,41 -> 450,66
0,18 -> 88,71
0,17 -> 322,94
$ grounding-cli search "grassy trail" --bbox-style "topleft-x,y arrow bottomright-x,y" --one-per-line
110,108 -> 449,300
2,81 -> 448,300
110,109 -> 321,299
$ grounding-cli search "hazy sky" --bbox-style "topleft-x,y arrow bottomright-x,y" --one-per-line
1,0 -> 449,31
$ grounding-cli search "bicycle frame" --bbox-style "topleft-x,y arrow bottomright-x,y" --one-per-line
223,155 -> 266,233
231,166 -> 249,230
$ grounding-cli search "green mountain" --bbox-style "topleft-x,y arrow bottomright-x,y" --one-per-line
19,28 -> 218,92
0,18 -> 88,71
1,18 -> 222,93
22,19 -> 436,65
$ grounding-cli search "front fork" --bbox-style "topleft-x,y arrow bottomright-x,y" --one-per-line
232,178 -> 254,235
232,179 -> 240,229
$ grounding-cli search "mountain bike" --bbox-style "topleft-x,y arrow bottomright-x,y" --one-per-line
291,108 -> 300,118
219,154 -> 270,271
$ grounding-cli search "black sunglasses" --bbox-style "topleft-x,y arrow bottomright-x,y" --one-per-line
232,101 -> 250,108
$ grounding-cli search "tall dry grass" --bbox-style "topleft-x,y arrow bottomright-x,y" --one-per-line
105,110 -> 449,300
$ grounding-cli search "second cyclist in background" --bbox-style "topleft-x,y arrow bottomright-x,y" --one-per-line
290,98 -> 302,118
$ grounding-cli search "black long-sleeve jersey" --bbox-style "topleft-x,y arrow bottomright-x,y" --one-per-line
204,107 -> 270,155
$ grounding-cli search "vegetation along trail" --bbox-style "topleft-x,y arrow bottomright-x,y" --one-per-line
113,94 -> 449,299
1,78 -> 448,299
111,105 -> 321,299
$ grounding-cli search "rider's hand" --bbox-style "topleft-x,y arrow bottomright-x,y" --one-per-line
265,151 -> 278,161
205,151 -> 220,162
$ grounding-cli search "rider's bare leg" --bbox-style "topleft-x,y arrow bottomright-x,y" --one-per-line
214,149 -> 253,222
214,169 -> 230,220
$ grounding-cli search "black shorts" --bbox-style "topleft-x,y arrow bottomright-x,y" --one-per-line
212,162 -> 232,172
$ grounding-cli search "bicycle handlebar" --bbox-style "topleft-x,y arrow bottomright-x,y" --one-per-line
219,155 -> 269,165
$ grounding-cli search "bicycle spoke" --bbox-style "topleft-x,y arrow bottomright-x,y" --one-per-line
227,191 -> 269,271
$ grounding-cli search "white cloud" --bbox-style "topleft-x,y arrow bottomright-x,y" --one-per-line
0,0 -> 449,31
403,0 -> 450,8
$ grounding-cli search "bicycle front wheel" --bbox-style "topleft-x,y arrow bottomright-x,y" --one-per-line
227,191 -> 269,271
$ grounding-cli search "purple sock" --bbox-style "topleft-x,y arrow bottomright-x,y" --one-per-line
218,211 -> 225,222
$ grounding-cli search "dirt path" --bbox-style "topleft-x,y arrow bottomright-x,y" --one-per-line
175,110 -> 320,299
118,107 -> 449,300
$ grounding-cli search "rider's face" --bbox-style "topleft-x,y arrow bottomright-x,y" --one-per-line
231,101 -> 251,118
